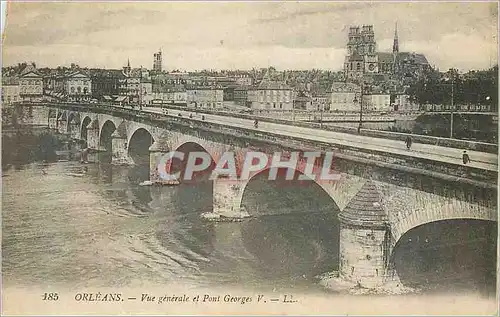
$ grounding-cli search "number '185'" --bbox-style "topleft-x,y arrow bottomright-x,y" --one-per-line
42,293 -> 59,301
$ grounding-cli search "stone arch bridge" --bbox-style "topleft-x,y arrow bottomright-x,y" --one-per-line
45,105 -> 497,289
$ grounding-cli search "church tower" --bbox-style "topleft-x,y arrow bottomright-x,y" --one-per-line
344,25 -> 378,81
153,49 -> 162,72
392,22 -> 399,54
123,58 -> 131,76
392,22 -> 399,74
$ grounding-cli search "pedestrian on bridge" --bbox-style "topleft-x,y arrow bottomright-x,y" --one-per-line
405,135 -> 413,150
462,151 -> 471,165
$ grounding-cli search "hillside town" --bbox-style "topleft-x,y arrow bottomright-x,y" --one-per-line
2,24 -> 497,114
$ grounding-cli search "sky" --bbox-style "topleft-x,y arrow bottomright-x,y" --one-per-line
2,1 -> 498,72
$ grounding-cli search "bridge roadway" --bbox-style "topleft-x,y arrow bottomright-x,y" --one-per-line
138,106 -> 497,172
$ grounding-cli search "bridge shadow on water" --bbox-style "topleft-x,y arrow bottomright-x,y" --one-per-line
143,168 -> 341,287
393,219 -> 497,297
89,162 -> 154,209
237,171 -> 341,284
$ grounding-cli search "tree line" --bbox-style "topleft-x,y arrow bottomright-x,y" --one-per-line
406,65 -> 498,111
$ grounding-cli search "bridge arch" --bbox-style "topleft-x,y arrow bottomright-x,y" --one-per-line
236,166 -> 343,278
170,141 -> 216,183
388,197 -> 497,246
99,120 -> 117,163
382,186 -> 498,291
67,112 -> 81,134
389,217 -> 497,292
80,116 -> 92,141
128,127 -> 155,164
98,116 -> 122,138
239,166 -> 341,218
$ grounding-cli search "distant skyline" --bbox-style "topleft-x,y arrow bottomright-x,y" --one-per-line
2,2 -> 498,72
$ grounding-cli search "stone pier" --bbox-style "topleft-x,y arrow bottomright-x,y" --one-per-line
149,140 -> 173,184
209,178 -> 249,219
337,180 -> 391,288
57,118 -> 68,135
85,120 -> 101,163
68,121 -> 80,140
111,132 -> 133,165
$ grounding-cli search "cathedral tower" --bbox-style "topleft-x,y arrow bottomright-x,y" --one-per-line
153,49 -> 162,72
344,25 -> 378,81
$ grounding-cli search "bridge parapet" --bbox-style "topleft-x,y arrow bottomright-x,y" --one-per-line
39,102 -> 498,153
159,103 -> 498,154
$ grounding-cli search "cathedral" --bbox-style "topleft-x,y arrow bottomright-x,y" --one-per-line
344,24 -> 431,83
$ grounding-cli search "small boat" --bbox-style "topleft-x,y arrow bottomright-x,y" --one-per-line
66,172 -> 85,177
158,179 -> 180,186
139,179 -> 180,186
67,167 -> 88,177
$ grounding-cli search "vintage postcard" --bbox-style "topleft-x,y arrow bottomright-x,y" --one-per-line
1,1 -> 498,315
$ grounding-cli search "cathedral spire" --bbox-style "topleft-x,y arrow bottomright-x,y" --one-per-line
392,22 -> 399,54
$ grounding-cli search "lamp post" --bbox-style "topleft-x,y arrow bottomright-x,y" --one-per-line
320,99 -> 323,128
319,96 -> 329,129
441,77 -> 455,138
450,78 -> 454,138
353,85 -> 363,133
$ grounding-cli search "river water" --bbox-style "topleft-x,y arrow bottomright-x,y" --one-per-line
2,161 -> 340,292
1,157 -> 497,298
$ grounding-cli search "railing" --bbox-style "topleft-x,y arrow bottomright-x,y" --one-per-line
31,101 -> 499,154
152,103 -> 498,153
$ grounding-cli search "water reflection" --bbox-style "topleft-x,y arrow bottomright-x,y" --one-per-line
241,213 -> 340,280
393,219 -> 497,296
241,170 -> 340,217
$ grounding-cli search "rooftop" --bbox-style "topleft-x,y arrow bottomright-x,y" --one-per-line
397,52 -> 429,65
330,81 -> 360,93
256,80 -> 292,90
377,52 -> 394,63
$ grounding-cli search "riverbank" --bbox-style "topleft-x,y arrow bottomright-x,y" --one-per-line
1,127 -> 75,168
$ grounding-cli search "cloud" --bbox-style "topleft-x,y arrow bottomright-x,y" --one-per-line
3,43 -> 347,71
252,2 -> 377,24
403,33 -> 498,71
2,1 -> 498,70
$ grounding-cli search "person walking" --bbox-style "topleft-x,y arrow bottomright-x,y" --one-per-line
405,135 -> 413,150
462,150 -> 471,165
